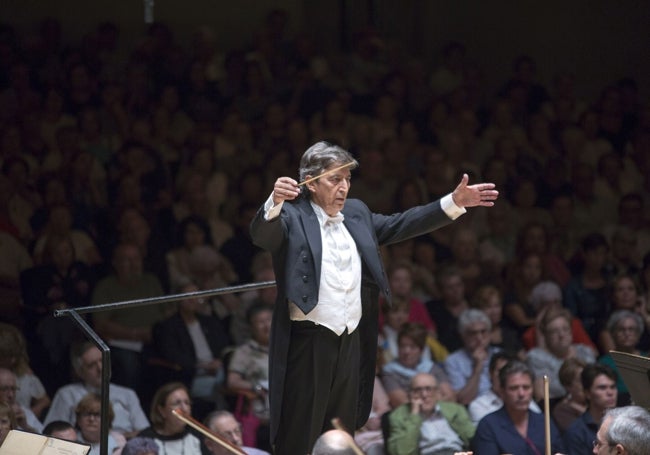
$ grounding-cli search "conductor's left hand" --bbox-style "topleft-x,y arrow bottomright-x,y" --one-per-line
451,173 -> 499,208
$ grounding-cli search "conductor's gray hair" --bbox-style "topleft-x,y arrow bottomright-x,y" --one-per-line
603,406 -> 650,455
298,142 -> 358,184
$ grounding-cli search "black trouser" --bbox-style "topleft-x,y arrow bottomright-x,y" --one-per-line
274,321 -> 360,455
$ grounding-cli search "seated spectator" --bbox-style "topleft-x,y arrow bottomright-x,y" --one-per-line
0,401 -> 17,447
471,284 -> 522,356
594,406 -> 650,455
152,282 -> 231,418
379,298 -> 448,366
229,260 -> 275,345
138,382 -> 202,455
526,307 -> 596,401
92,242 -> 169,395
564,232 -> 612,342
598,310 -> 648,405
502,252 -> 546,333
563,363 -> 617,455
0,322 -> 50,419
444,309 -> 500,405
19,234 -> 93,393
313,429 -> 360,455
426,267 -> 470,352
0,228 -> 33,328
42,420 -> 77,441
472,360 -> 565,455
382,322 -> 455,407
203,410 -> 270,455
521,280 -> 597,352
0,367 -> 42,433
354,373 -> 390,455
379,260 -> 438,335
468,351 -> 541,425
121,436 -> 160,455
75,393 -> 126,454
225,302 -> 272,431
552,358 -> 588,433
386,372 -> 475,455
597,273 -> 650,353
44,341 -> 149,438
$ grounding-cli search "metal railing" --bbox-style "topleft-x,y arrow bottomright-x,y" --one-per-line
54,280 -> 276,455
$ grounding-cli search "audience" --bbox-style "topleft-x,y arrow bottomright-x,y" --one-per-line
0,367 -> 43,433
0,402 -> 17,447
552,358 -> 588,433
0,11 -> 646,453
203,410 -> 270,455
74,393 -> 127,454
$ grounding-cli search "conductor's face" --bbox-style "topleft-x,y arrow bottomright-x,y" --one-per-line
306,165 -> 351,216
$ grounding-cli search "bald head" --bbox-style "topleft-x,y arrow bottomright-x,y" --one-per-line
311,429 -> 357,455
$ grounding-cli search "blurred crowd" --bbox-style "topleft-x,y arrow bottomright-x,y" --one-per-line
0,6 -> 649,455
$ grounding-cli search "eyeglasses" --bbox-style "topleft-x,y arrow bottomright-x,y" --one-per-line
592,439 -> 612,449
465,328 -> 489,337
78,412 -> 101,419
0,386 -> 19,393
411,385 -> 438,395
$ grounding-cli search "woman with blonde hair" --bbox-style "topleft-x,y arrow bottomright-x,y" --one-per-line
0,402 -> 18,447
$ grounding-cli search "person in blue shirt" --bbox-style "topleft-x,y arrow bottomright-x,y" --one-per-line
563,363 -> 617,455
472,360 -> 565,455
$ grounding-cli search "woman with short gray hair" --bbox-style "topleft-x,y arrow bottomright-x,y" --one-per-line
598,309 -> 648,404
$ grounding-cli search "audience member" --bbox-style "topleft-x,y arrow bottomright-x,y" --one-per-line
42,420 -> 78,441
225,303 -> 272,450
593,406 -> 650,455
0,402 -> 17,447
598,310 -> 648,405
444,309 -> 500,405
426,267 -> 470,352
0,323 -> 50,419
152,282 -> 231,417
44,341 -> 149,438
75,393 -> 127,454
382,322 -> 455,407
91,242 -> 169,394
502,252 -> 546,332
203,410 -> 270,455
472,360 -> 565,455
121,437 -> 160,455
138,382 -> 202,455
0,367 -> 43,433
471,284 -> 522,356
552,358 -> 588,433
468,351 -> 541,425
563,363 -> 617,455
386,372 -> 475,455
526,307 -> 596,401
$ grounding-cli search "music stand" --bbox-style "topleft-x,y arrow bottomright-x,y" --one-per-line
609,350 -> 650,410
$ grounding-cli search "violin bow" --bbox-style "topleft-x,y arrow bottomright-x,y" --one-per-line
172,408 -> 247,455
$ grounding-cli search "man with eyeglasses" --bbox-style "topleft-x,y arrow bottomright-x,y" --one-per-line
593,406 -> 650,455
444,309 -> 500,406
204,410 -> 270,455
0,367 -> 42,433
564,363 -> 618,455
386,372 -> 475,455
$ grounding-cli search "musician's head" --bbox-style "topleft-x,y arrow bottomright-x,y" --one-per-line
595,406 -> 650,455
311,429 -> 358,455
299,142 -> 358,215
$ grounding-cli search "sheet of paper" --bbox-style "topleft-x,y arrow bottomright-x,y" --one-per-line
610,350 -> 650,409
0,430 -> 90,455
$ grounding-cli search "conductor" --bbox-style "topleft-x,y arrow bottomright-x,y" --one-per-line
250,141 -> 498,454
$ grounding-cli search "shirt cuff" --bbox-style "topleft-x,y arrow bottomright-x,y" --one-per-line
440,193 -> 466,220
264,193 -> 284,220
